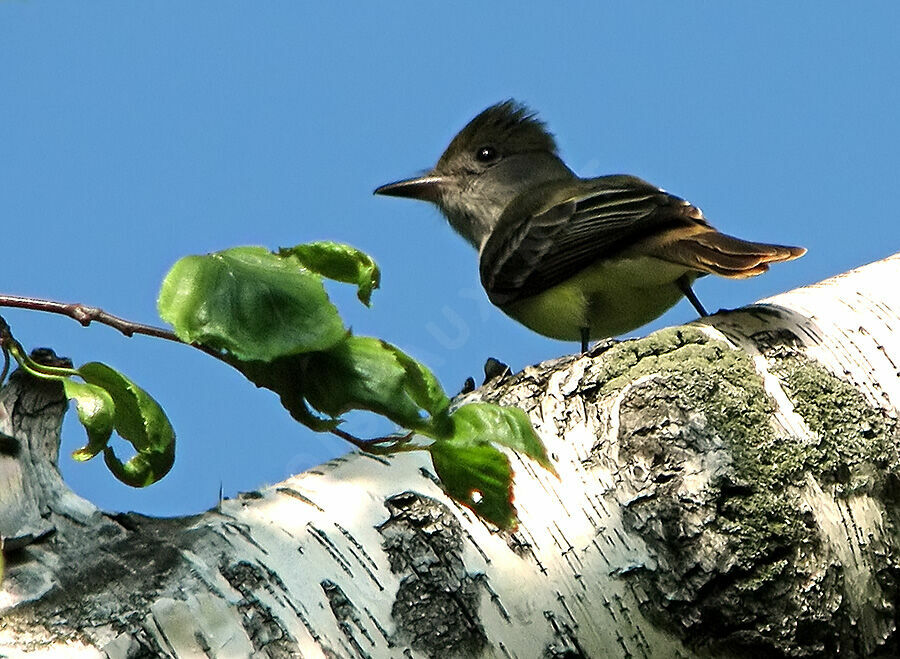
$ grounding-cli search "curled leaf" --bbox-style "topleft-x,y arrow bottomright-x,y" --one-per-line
64,380 -> 115,461
77,362 -> 175,487
280,241 -> 381,306
103,446 -> 174,489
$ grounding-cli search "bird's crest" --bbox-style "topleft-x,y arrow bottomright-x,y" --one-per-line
436,100 -> 558,170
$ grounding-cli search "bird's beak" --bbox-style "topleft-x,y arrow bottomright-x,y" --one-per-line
374,174 -> 446,203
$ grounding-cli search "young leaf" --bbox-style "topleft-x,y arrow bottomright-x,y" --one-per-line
64,380 -> 115,461
450,403 -> 555,474
158,246 -> 346,361
280,241 -> 381,306
78,362 -> 175,487
429,438 -> 516,529
302,336 -> 445,432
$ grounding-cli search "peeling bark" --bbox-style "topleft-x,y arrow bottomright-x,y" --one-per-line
3,254 -> 900,657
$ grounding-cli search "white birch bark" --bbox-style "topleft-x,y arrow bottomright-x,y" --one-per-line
2,254 -> 900,658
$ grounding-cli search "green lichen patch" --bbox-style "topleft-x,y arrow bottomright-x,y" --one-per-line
598,328 -> 838,653
771,356 -> 900,495
592,329 -> 818,565
592,327 -> 900,653
588,327 -> 717,392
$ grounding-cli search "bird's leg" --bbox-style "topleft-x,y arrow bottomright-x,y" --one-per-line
677,275 -> 709,317
580,327 -> 590,354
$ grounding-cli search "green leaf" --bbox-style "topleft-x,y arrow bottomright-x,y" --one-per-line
158,246 -> 346,361
386,345 -> 451,419
301,336 -> 445,432
64,380 -> 115,461
450,403 -> 555,474
102,448 -> 172,489
78,362 -> 175,487
234,354 -> 339,432
429,438 -> 516,529
232,338 -> 449,436
280,241 -> 381,306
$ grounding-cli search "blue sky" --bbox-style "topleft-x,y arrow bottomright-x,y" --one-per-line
2,3 -> 898,516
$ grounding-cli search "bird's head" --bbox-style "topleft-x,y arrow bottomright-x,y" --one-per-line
375,100 -> 573,249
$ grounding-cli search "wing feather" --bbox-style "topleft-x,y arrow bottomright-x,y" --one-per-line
480,174 -> 804,305
480,175 -> 704,304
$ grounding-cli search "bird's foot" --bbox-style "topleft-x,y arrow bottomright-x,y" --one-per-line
587,338 -> 618,357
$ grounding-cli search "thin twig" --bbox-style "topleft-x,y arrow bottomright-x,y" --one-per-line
0,295 -> 178,339
329,427 -> 418,455
0,294 -> 227,362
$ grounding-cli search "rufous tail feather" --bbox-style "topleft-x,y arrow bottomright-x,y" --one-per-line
661,230 -> 806,279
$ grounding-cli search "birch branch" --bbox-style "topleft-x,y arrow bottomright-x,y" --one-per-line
2,254 -> 900,657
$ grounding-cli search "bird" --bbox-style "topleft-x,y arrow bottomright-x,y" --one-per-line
375,100 -> 806,352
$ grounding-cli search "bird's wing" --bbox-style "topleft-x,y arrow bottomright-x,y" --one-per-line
480,175 -> 710,305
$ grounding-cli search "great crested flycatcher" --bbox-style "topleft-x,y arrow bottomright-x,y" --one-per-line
375,100 -> 805,352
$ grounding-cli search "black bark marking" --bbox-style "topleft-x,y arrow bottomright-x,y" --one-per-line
378,491 -> 487,658
321,579 -> 376,658
220,561 -> 303,658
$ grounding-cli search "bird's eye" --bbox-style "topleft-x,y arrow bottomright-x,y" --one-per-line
475,146 -> 498,163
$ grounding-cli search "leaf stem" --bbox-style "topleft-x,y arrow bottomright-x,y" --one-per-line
7,341 -> 79,380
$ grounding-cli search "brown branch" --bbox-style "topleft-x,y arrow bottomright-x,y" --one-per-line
0,295 -> 225,362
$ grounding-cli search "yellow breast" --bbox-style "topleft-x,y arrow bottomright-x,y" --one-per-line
499,256 -> 695,341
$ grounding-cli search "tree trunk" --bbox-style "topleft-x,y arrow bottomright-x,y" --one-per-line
3,254 -> 900,658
